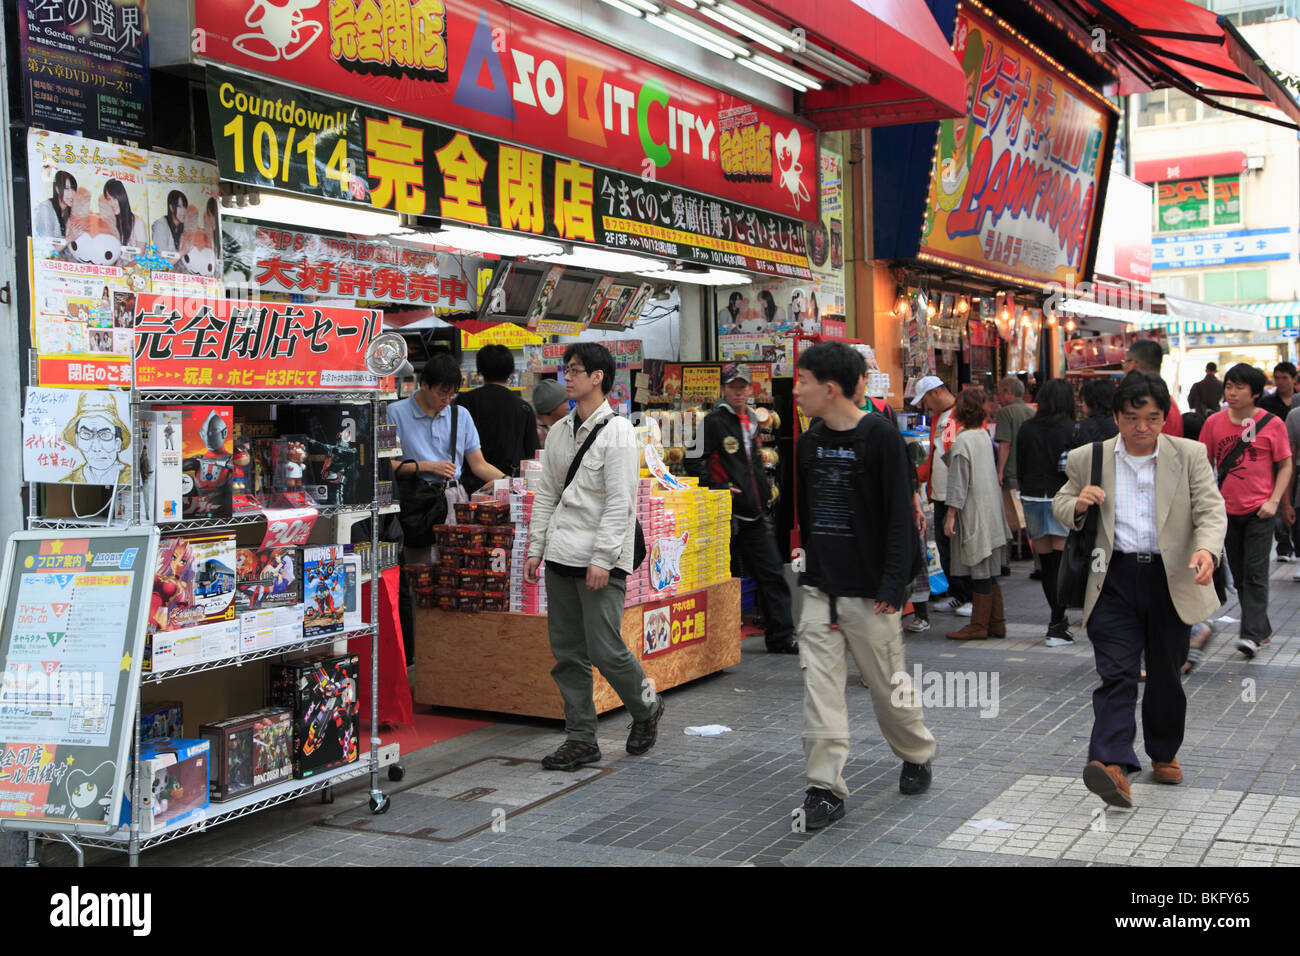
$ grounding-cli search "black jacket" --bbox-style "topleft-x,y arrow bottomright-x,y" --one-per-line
693,402 -> 771,519
457,383 -> 539,493
1072,411 -> 1118,448
1016,417 -> 1075,498
1187,374 -> 1223,416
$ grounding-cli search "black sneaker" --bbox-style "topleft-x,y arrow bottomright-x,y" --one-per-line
899,760 -> 932,795
541,740 -> 601,771
626,696 -> 665,755
766,639 -> 799,654
796,787 -> 845,830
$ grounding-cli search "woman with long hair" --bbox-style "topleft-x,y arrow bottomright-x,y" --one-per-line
34,170 -> 78,237
1016,378 -> 1078,644
103,179 -> 146,248
943,388 -> 1011,640
205,196 -> 221,252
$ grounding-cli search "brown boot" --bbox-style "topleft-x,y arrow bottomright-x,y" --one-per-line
988,582 -> 1006,638
946,591 -> 993,640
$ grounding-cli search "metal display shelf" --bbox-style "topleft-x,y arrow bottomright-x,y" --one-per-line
142,625 -> 376,685
64,761 -> 373,853
30,503 -> 387,533
135,390 -> 383,403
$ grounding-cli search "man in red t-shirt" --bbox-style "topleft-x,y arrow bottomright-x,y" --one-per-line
1124,339 -> 1183,437
1199,363 -> 1293,658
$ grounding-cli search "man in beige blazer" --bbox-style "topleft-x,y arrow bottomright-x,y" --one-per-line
1053,372 -> 1226,809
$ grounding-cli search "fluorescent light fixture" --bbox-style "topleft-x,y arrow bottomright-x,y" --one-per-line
667,0 -> 699,8
597,0 -> 649,16
621,0 -> 662,11
749,52 -> 822,90
423,224 -> 565,258
643,267 -> 753,286
697,6 -> 783,52
800,41 -> 875,84
736,55 -> 810,91
709,1 -> 798,50
534,247 -> 672,274
646,11 -> 747,58
238,191 -> 404,236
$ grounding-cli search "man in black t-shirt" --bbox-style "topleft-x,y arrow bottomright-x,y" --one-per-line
458,345 -> 539,493
790,343 -> 937,831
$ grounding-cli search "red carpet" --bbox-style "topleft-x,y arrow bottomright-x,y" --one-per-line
363,711 -> 491,755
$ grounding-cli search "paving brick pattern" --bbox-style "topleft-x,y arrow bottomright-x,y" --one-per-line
33,559 -> 1300,867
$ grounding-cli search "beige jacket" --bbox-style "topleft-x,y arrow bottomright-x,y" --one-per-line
527,401 -> 638,573
1052,434 -> 1227,626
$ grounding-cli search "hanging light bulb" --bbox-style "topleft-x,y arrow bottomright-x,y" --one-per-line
927,301 -> 937,319
894,294 -> 908,316
1047,314 -> 1057,326
956,296 -> 969,315
1065,318 -> 1076,332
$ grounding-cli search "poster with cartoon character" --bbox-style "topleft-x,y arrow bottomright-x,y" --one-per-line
22,387 -> 133,486
0,528 -> 157,829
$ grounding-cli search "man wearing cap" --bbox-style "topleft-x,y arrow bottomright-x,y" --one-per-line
912,376 -> 972,615
693,363 -> 796,653
531,378 -> 570,448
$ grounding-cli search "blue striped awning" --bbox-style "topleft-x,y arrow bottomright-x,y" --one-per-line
1238,301 -> 1300,330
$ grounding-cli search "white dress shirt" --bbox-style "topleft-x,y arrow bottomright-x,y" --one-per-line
1114,438 -> 1160,554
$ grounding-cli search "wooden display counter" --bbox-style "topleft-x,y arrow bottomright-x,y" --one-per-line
412,578 -> 741,719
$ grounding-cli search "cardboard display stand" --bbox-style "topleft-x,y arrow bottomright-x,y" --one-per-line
412,578 -> 741,719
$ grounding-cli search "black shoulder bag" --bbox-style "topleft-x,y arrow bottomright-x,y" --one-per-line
564,419 -> 647,570
1057,441 -> 1103,610
395,402 -> 457,548
1209,412 -> 1275,603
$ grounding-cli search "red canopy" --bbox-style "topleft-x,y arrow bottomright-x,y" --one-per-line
748,0 -> 968,127
1083,0 -> 1300,128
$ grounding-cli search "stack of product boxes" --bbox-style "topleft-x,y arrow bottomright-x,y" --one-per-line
507,475 -> 545,614
624,477 -> 732,607
427,500 -> 515,612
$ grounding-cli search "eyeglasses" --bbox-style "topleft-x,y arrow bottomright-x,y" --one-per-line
77,426 -> 120,443
564,365 -> 588,376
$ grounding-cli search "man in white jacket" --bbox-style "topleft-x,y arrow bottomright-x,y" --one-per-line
524,343 -> 664,771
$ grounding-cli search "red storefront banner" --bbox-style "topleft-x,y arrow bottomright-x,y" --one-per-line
641,592 -> 708,659
132,294 -> 381,391
193,0 -> 818,221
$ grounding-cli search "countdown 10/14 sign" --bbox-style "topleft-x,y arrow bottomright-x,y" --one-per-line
920,5 -> 1116,288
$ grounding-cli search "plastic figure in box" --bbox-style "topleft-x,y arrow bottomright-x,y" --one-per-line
150,539 -> 195,632
182,410 -> 234,516
231,440 -> 252,494
283,441 -> 307,491
301,661 -> 357,760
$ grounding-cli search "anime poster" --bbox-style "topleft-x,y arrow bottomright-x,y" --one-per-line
641,592 -> 707,658
146,152 -> 223,278
714,281 -> 824,336
23,388 -> 133,486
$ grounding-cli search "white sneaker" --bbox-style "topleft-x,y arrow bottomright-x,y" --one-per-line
1045,635 -> 1075,647
1278,555 -> 1296,564
1292,567 -> 1300,582
939,597 -> 964,612
955,602 -> 973,617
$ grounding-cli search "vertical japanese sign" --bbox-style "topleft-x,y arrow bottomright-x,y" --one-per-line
0,529 -> 156,830
920,5 -> 1115,287
808,147 -> 845,321
18,0 -> 150,143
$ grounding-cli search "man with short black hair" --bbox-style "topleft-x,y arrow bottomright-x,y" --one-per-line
524,343 -> 664,770
1199,363 -> 1292,658
1187,362 -> 1223,417
457,344 -> 539,492
791,342 -> 936,829
1124,338 -> 1183,437
1054,371 -> 1225,808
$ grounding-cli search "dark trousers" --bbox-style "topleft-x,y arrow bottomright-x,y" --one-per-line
932,500 -> 971,603
1274,512 -> 1300,558
1224,512 -> 1274,642
1086,554 -> 1190,772
731,516 -> 794,645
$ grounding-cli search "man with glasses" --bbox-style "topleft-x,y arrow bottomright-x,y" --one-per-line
524,343 -> 664,771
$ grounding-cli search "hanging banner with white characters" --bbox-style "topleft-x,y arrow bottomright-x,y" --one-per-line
23,388 -> 134,486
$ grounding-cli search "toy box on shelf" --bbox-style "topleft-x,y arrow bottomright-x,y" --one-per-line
119,738 -> 211,834
269,654 -> 360,780
200,707 -> 293,802
153,405 -> 236,518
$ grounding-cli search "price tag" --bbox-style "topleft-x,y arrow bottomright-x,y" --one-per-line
260,505 -> 319,549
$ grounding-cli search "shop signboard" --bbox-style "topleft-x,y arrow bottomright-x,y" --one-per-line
807,147 -> 846,323
131,294 -> 381,391
1155,176 -> 1241,233
0,528 -> 157,831
193,0 -> 816,221
18,0 -> 151,143
1093,171 -> 1152,284
460,322 -> 544,350
207,68 -> 811,281
919,6 -> 1115,288
524,340 -> 643,371
1151,227 -> 1291,271
642,592 -> 707,658
222,220 -> 479,310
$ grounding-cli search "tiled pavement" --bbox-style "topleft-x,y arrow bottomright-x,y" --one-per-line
34,558 -> 1300,867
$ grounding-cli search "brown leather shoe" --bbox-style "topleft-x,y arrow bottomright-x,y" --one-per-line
946,591 -> 993,640
1083,760 -> 1133,808
1152,758 -> 1182,785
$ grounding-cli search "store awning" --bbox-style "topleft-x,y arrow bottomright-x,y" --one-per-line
1133,151 -> 1248,184
1239,301 -> 1300,330
1060,298 -> 1163,326
1132,294 -> 1269,334
1079,0 -> 1300,129
765,0 -> 967,127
